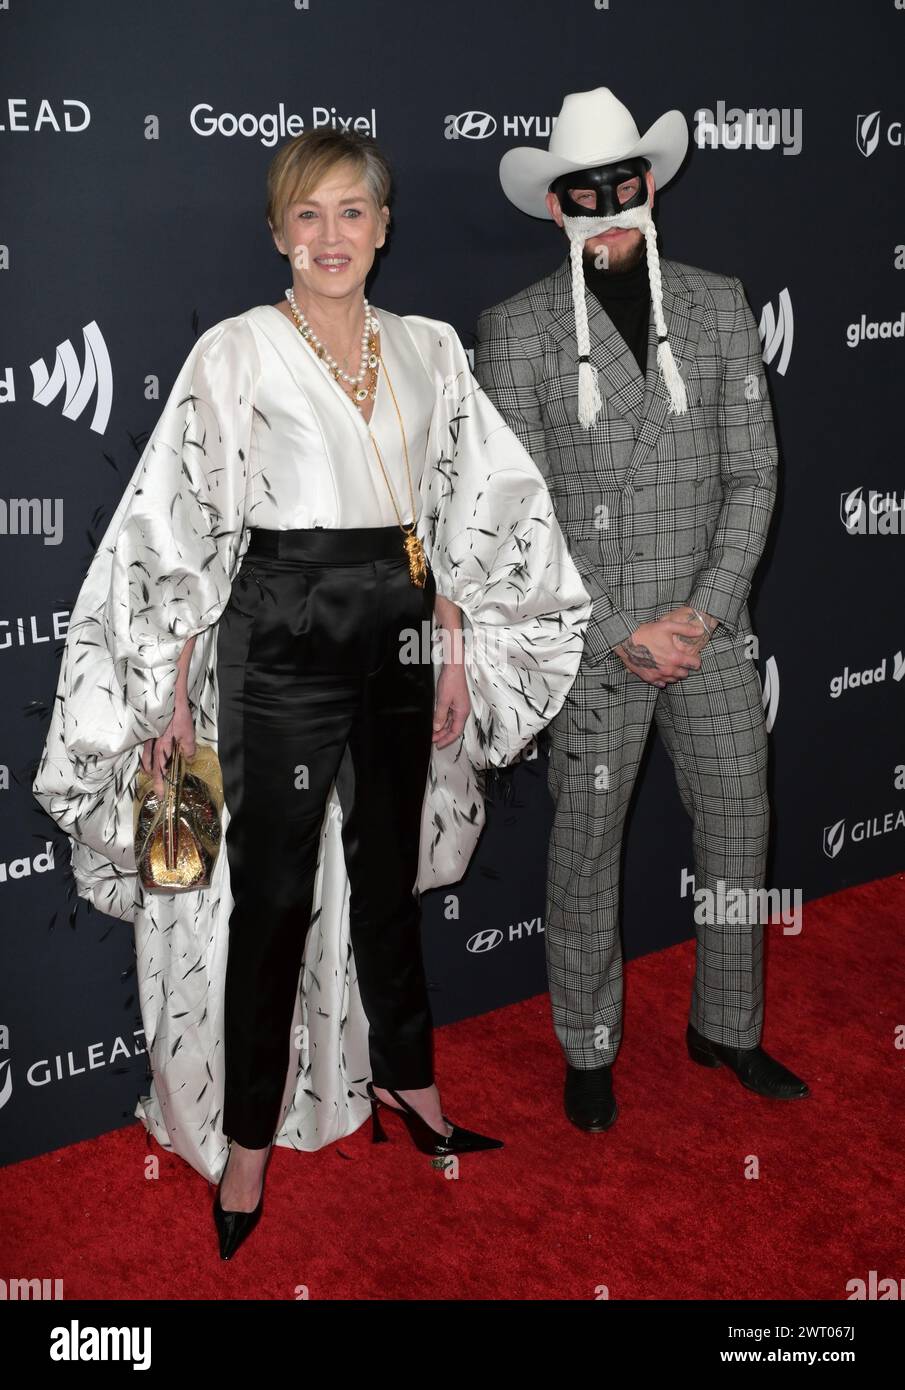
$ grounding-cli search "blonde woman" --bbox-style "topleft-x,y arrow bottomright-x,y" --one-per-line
34,130 -> 592,1260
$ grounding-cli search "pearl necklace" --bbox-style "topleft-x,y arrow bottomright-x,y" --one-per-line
285,287 -> 379,399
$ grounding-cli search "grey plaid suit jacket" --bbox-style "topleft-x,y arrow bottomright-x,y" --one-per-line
473,255 -> 778,664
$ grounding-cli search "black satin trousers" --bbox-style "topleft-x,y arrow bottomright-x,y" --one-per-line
215,526 -> 437,1149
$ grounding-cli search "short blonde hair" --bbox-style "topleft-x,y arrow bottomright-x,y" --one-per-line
265,129 -> 392,232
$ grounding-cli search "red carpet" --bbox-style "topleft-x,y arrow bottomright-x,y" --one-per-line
3,873 -> 903,1300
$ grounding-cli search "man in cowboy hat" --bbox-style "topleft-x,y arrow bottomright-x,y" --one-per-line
473,86 -> 809,1130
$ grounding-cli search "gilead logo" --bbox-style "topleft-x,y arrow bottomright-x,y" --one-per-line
0,98 -> 90,133
0,610 -> 70,649
823,810 -> 905,858
0,841 -> 55,884
839,487 -> 905,534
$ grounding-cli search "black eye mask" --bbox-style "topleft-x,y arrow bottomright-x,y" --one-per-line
550,158 -> 649,217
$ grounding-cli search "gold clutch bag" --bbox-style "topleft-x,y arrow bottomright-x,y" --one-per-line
133,743 -> 224,892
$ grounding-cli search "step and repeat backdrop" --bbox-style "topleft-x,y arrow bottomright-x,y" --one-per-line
1,1 -> 902,1165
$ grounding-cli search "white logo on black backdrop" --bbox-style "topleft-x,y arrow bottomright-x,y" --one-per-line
857,111 -> 882,158
0,99 -> 90,133
840,487 -> 905,534
758,289 -> 793,374
30,322 -> 112,433
846,309 -> 905,347
190,103 -> 378,145
467,929 -> 503,953
856,109 -> 905,157
0,1028 -> 147,1112
693,105 -> 802,155
0,610 -> 70,651
830,651 -> 905,698
0,840 -> 55,885
823,819 -> 845,859
759,655 -> 780,732
822,809 -> 905,859
447,112 -> 497,140
466,917 -> 543,954
444,113 -> 557,141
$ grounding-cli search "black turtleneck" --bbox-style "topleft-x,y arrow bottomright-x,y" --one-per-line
583,244 -> 650,377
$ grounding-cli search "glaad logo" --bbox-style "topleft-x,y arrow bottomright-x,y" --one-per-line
759,655 -> 780,732
693,104 -> 802,154
846,310 -> 905,347
823,809 -> 905,858
840,487 -> 905,534
27,322 -> 113,433
0,841 -> 55,884
857,111 -> 882,158
829,651 -> 905,697
758,289 -> 793,374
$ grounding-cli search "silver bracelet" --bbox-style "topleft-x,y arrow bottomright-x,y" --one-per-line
690,607 -> 713,637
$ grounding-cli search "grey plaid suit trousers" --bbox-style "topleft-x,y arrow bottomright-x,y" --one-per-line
473,253 -> 776,1063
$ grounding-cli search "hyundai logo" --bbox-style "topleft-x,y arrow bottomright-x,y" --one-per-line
453,111 -> 497,140
466,929 -> 503,953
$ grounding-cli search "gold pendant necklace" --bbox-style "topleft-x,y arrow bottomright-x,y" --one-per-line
367,354 -> 428,587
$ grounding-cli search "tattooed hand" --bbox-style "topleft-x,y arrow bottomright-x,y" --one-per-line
614,615 -> 704,688
664,605 -> 719,656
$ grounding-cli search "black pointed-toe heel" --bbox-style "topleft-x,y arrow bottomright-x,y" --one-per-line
366,1081 -> 504,1156
212,1140 -> 270,1260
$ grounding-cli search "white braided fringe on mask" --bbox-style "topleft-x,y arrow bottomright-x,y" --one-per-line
561,203 -> 688,427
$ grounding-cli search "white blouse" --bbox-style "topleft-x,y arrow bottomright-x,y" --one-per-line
240,303 -> 435,530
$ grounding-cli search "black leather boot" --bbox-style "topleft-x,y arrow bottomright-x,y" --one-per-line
686,1023 -> 810,1099
564,1061 -> 618,1131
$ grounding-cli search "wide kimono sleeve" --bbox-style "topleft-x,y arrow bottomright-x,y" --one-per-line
413,315 -> 592,763
33,316 -> 261,920
403,315 -> 592,888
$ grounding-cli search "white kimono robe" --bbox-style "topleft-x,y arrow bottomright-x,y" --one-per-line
33,303 -> 591,1184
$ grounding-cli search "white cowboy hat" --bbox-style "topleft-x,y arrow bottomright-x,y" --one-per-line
500,86 -> 688,219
